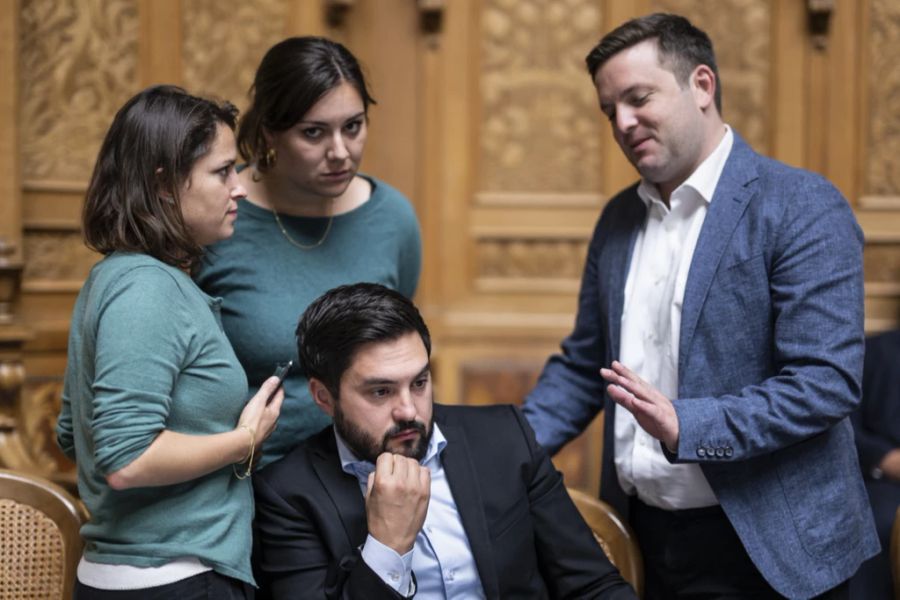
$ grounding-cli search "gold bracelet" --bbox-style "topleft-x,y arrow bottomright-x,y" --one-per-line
232,425 -> 255,480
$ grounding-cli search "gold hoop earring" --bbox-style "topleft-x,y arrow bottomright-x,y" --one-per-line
262,147 -> 277,169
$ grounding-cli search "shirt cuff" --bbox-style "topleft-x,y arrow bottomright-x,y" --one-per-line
360,535 -> 414,596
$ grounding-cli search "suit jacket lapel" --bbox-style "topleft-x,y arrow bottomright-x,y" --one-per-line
678,134 -> 758,379
604,189 -> 647,365
310,431 -> 369,549
438,419 -> 501,599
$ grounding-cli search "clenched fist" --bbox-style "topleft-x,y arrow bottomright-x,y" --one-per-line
365,452 -> 431,554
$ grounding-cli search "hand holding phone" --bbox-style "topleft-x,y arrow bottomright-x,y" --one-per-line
267,360 -> 293,404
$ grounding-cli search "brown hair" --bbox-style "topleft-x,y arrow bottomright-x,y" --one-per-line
82,85 -> 238,270
585,13 -> 722,113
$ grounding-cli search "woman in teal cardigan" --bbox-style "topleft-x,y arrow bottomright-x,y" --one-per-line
195,37 -> 421,469
56,85 -> 283,599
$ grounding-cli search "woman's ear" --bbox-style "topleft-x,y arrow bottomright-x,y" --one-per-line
155,167 -> 176,202
262,126 -> 275,148
309,378 -> 336,416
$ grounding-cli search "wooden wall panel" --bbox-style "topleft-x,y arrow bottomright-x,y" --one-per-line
20,0 -> 139,185
859,0 -> 900,329
181,0 -> 287,108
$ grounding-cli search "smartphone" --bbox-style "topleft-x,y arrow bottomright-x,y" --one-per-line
267,360 -> 293,404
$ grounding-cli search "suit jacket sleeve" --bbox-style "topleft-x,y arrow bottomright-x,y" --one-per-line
673,174 -> 866,462
253,462 -> 409,600
511,408 -> 637,599
522,201 -> 620,455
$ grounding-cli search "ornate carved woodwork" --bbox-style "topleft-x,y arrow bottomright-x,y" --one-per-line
19,0 -> 139,185
479,0 -> 604,193
181,0 -> 287,109
865,0 -> 900,197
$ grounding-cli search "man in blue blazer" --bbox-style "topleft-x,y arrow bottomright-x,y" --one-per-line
523,13 -> 878,600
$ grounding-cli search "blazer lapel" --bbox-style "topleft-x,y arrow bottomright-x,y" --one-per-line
438,420 -> 501,599
309,431 -> 369,549
603,189 -> 647,364
678,134 -> 758,379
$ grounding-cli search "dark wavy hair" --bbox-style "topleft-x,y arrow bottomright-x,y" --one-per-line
585,13 -> 722,113
237,36 -> 376,171
296,283 -> 431,398
82,85 -> 238,270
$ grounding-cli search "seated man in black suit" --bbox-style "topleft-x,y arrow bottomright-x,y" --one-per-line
850,329 -> 900,598
253,282 -> 636,599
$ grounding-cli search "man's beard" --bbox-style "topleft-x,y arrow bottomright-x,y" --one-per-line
334,405 -> 433,464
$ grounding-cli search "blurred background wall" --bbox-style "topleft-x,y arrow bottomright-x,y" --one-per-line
1,0 -> 899,496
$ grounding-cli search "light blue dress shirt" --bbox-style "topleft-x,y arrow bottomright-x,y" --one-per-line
336,424 -> 486,599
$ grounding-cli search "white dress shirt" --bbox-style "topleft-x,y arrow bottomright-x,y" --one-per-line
614,125 -> 733,510
337,424 -> 486,599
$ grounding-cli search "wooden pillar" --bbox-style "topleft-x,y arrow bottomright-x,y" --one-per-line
0,0 -> 42,474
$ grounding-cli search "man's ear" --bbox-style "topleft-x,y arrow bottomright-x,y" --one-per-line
309,378 -> 336,417
690,64 -> 716,112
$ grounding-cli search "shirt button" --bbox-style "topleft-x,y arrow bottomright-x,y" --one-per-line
425,526 -> 433,534
389,571 -> 400,582
446,569 -> 456,582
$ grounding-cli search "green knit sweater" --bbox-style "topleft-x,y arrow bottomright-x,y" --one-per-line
196,175 -> 421,468
57,252 -> 254,584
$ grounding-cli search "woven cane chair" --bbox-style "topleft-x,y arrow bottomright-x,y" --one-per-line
568,487 -> 643,598
0,469 -> 87,600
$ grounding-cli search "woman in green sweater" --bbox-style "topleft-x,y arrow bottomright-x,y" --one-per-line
57,85 -> 283,599
196,37 -> 421,468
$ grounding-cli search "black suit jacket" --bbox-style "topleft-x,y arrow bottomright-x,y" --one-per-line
253,404 -> 635,599
852,330 -> 900,476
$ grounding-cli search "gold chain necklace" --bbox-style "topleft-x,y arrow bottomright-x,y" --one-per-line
271,203 -> 334,250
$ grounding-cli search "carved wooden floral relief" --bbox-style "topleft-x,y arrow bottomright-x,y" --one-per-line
19,0 -> 139,183
181,0 -> 288,110
22,232 -> 98,283
865,0 -> 900,196
477,238 -> 589,279
479,0 -> 604,193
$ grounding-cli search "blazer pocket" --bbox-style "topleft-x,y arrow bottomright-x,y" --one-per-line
775,427 -> 863,560
703,253 -> 772,364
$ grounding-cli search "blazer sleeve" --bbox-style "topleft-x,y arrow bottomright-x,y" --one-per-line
253,466 -> 409,600
512,408 -> 637,599
673,175 -> 866,462
522,207 -> 615,455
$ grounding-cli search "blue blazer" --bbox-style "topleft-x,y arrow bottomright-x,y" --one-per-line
524,134 -> 879,599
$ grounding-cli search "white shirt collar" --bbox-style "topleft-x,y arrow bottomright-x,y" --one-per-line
637,124 -> 734,207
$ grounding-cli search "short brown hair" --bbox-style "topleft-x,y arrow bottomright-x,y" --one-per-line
82,85 -> 238,270
585,13 -> 722,113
